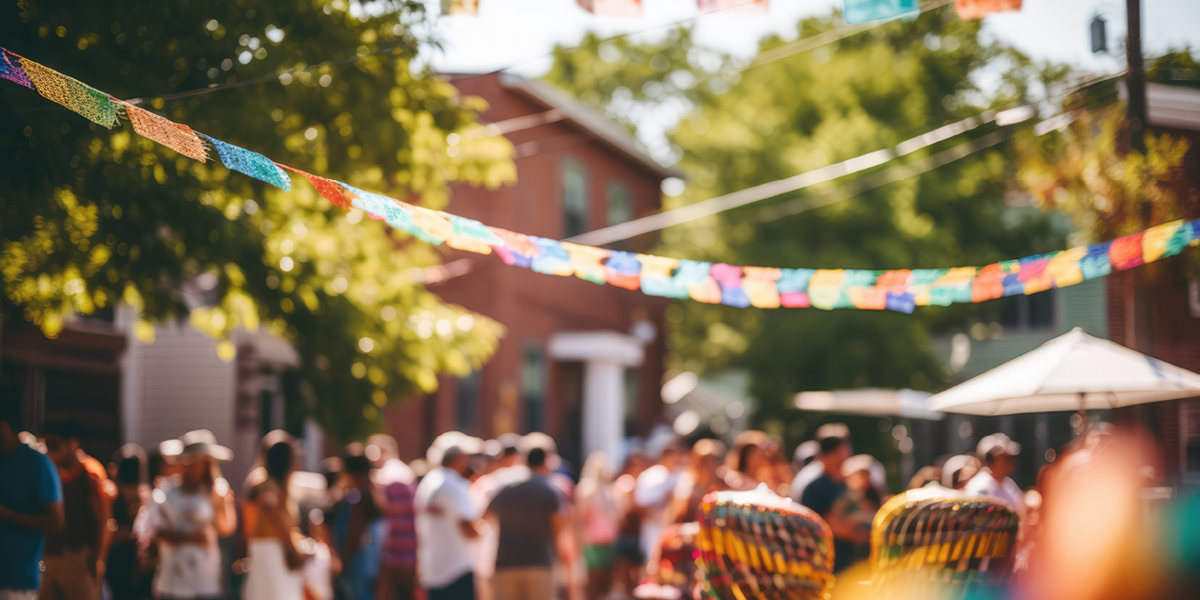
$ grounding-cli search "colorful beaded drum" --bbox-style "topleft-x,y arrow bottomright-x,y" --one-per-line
870,485 -> 1020,591
695,486 -> 835,600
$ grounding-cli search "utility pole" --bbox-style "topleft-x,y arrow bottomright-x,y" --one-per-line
1126,0 -> 1146,153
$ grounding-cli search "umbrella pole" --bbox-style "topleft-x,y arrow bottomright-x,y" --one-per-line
1077,392 -> 1089,434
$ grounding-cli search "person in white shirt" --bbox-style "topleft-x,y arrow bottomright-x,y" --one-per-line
633,444 -> 682,566
964,433 -> 1027,518
139,430 -> 237,600
415,435 -> 486,600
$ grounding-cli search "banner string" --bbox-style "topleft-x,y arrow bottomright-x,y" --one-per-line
3,47 -> 1190,315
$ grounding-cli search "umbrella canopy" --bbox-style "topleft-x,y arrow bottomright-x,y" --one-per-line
794,388 -> 944,420
927,327 -> 1200,415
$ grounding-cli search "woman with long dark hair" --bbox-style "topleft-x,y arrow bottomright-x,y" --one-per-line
242,439 -> 306,599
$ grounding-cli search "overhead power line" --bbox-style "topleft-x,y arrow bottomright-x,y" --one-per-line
561,72 -> 1123,247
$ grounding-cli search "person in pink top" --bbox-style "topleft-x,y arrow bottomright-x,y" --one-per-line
575,453 -> 619,600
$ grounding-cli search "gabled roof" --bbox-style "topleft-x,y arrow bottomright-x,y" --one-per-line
497,73 -> 684,180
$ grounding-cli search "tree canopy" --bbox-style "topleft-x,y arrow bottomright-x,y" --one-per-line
1,0 -> 515,439
543,8 -> 1071,452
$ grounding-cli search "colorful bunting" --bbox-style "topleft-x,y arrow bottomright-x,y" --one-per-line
0,49 -> 32,89
17,55 -> 119,128
200,134 -> 291,191
955,0 -> 1022,21
123,103 -> 208,163
5,47 -> 1199,316
844,0 -> 918,24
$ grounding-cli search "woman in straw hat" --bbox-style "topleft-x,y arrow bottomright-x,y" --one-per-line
139,430 -> 237,600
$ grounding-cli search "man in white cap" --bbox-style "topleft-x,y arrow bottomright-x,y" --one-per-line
964,433 -> 1026,517
415,433 -> 486,600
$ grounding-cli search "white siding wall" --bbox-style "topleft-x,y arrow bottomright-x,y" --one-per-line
120,316 -> 237,472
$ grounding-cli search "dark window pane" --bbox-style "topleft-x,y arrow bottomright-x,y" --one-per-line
522,346 -> 545,432
562,160 -> 589,237
457,370 -> 482,431
607,182 -> 633,226
1028,290 -> 1055,329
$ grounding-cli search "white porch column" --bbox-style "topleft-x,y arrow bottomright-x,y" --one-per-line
583,361 -> 625,466
548,331 -> 645,464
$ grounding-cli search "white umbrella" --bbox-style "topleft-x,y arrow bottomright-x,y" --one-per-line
794,389 -> 944,420
927,327 -> 1200,415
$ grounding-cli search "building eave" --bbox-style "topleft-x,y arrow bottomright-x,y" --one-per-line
496,73 -> 685,181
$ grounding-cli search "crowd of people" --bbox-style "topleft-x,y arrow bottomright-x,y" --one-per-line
0,396 -> 1100,600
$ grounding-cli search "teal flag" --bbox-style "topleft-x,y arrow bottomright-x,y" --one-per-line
844,0 -> 919,24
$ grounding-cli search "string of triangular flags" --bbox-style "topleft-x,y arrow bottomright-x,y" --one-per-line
441,0 -> 1020,20
4,47 -> 1195,315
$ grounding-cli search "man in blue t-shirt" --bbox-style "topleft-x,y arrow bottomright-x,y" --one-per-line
0,401 -> 64,597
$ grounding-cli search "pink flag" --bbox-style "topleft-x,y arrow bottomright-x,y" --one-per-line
698,0 -> 768,14
577,0 -> 642,17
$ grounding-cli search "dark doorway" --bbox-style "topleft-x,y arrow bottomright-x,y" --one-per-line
557,361 -> 584,473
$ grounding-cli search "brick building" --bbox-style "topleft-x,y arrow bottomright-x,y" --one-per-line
385,73 -> 680,469
1107,81 -> 1200,489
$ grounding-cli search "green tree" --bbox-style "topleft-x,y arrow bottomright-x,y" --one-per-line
1013,52 -> 1197,242
1,0 -> 515,439
543,9 -> 1069,454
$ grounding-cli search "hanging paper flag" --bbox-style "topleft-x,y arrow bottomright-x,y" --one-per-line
698,0 -> 769,14
954,0 -> 1022,21
605,252 -> 642,290
1045,248 -> 1087,288
17,56 -> 119,128
441,0 -> 479,15
0,49 -> 32,88
530,237 -> 573,276
562,243 -> 610,285
807,270 -> 846,310
676,260 -> 722,304
1142,220 -> 1185,262
710,263 -> 752,308
843,0 -> 918,24
971,263 -> 1006,303
837,270 -> 880,309
1017,255 -> 1053,295
443,214 -> 502,255
638,255 -> 687,299
343,184 -> 445,246
742,267 -> 782,309
122,103 -> 208,163
1080,242 -> 1112,280
577,0 -> 643,17
928,268 -> 976,306
777,269 -> 814,308
490,228 -> 540,268
998,261 -> 1024,297
279,165 -> 352,208
886,292 -> 916,313
907,268 -> 948,306
1109,233 -> 1145,270
200,134 -> 291,191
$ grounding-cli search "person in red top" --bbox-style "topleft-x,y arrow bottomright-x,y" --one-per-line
39,421 -> 114,600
